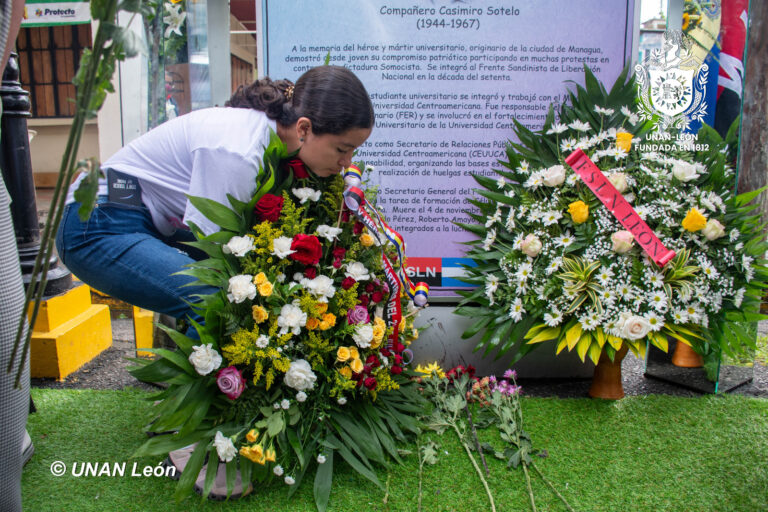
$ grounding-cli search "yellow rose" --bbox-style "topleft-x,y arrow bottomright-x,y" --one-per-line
350,358 -> 364,374
257,281 -> 274,297
348,346 -> 359,360
252,305 -> 268,324
253,272 -> 268,285
314,303 -> 329,315
337,346 -> 351,362
339,366 -> 353,379
306,317 -> 320,330
246,429 -> 258,443
371,324 -> 385,348
360,233 -> 375,247
615,131 -> 633,153
682,208 -> 707,232
568,200 -> 589,224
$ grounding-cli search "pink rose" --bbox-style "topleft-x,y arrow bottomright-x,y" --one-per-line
521,234 -> 542,258
347,305 -> 370,325
216,366 -> 246,400
611,230 -> 634,254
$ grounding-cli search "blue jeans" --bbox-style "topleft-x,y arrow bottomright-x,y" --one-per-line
55,197 -> 218,322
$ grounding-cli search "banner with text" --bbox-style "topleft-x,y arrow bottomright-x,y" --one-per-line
21,1 -> 90,26
262,0 -> 635,290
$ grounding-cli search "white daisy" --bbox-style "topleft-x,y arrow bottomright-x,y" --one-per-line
648,290 -> 668,311
517,160 -> 530,173
560,138 -> 577,152
508,298 -> 526,322
546,257 -> 564,275
553,232 -> 575,248
542,210 -> 563,226
568,120 -> 591,132
546,122 -> 568,134
594,105 -> 615,115
644,311 -> 664,331
543,310 -> 563,326
482,229 -> 497,251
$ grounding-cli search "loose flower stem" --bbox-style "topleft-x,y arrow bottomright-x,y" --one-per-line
531,461 -> 576,512
465,404 -> 489,476
522,462 -> 538,512
454,425 -> 496,512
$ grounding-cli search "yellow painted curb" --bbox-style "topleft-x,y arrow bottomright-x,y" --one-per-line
133,306 -> 155,357
29,283 -> 113,380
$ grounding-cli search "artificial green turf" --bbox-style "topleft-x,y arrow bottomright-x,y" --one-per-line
23,388 -> 768,512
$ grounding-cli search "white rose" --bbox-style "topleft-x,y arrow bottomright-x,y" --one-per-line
213,431 -> 237,463
521,234 -> 542,258
701,219 -> 726,241
608,172 -> 629,193
316,224 -> 343,241
671,161 -> 699,182
542,165 -> 566,187
188,343 -> 222,375
345,261 -> 370,281
621,315 -> 651,340
272,236 -> 295,259
307,275 -> 336,303
277,303 -> 307,335
292,187 -> 321,204
284,359 -> 317,391
222,235 -> 254,258
352,324 -> 374,348
227,274 -> 257,303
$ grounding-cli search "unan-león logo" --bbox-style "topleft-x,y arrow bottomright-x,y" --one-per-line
635,30 -> 709,131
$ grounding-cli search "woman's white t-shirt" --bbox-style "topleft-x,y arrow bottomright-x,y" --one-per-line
67,107 -> 276,236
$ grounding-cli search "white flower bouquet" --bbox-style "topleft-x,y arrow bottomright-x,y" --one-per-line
457,66 -> 768,367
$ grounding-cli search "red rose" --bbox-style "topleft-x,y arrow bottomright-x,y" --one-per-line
379,348 -> 391,357
365,283 -> 375,293
304,267 -> 317,279
394,354 -> 403,365
390,366 -> 403,375
285,158 -> 310,179
366,355 -> 380,367
371,291 -> 384,303
342,210 -> 351,222
392,341 -> 405,353
341,277 -> 356,290
254,193 -> 284,222
353,222 -> 364,235
289,234 -> 322,266
332,247 -> 346,259
363,365 -> 372,375
358,295 -> 370,307
332,258 -> 343,269
364,377 -> 377,390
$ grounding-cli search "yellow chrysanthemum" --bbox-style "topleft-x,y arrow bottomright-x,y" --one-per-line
414,362 -> 446,379
314,302 -> 329,315
682,208 -> 707,232
306,317 -> 320,330
350,357 -> 364,374
253,272 -> 268,285
252,305 -> 268,324
339,366 -> 352,379
360,233 -> 375,247
568,200 -> 589,224
257,281 -> 274,297
337,346 -> 351,362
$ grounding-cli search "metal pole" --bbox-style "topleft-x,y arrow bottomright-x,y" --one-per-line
0,52 -> 71,295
